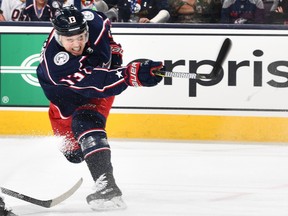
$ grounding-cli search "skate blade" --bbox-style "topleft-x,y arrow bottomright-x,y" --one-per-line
89,196 -> 127,211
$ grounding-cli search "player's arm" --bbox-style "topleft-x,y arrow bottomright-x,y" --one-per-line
87,11 -> 121,69
94,11 -> 122,69
110,41 -> 123,69
64,60 -> 164,98
105,19 -> 123,69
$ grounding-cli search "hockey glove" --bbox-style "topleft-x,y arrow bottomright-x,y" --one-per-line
124,60 -> 163,87
110,43 -> 123,69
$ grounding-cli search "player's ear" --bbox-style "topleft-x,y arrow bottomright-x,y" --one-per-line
54,32 -> 63,46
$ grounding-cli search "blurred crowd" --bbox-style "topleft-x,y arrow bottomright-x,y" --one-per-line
0,0 -> 287,24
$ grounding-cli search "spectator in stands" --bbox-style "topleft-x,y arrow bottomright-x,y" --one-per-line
80,0 -> 98,9
80,0 -> 108,10
104,0 -> 170,23
48,0 -> 109,20
50,0 -> 108,15
0,0 -> 26,21
266,0 -> 288,24
221,0 -> 265,23
0,0 -> 2,21
19,0 -> 53,21
57,0 -> 73,7
168,0 -> 222,23
0,9 -> 4,21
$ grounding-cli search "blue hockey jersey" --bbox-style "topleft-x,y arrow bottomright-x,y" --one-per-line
37,9 -> 128,118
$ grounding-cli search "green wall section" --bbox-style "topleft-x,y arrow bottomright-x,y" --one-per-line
0,34 -> 49,106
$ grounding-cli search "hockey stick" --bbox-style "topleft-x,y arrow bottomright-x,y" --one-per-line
153,38 -> 232,80
0,178 -> 83,208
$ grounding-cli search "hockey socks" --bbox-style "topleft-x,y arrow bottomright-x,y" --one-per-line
80,135 -> 126,211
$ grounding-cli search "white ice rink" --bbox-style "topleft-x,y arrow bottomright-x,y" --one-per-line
1,136 -> 288,216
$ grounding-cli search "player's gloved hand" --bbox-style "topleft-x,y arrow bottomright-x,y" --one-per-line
110,43 -> 123,69
124,60 -> 163,87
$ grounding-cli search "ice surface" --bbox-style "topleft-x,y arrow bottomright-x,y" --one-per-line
1,136 -> 288,216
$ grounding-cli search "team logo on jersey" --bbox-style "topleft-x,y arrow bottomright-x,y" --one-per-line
82,11 -> 94,21
54,52 -> 69,66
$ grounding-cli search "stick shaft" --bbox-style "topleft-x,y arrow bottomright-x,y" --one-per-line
0,178 -> 83,208
154,38 -> 232,80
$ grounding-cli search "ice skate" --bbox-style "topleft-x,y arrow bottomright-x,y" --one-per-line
0,208 -> 17,216
0,197 -> 17,216
86,173 -> 127,211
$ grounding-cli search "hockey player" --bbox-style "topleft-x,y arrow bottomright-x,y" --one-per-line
0,195 -> 17,216
36,5 -> 163,211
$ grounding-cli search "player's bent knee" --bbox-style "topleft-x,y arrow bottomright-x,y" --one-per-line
71,109 -> 110,160
79,134 -> 110,159
72,109 -> 106,139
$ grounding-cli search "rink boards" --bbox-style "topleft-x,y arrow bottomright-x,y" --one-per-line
1,108 -> 288,143
1,23 -> 288,142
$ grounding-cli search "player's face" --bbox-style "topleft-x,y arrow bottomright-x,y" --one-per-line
60,31 -> 88,56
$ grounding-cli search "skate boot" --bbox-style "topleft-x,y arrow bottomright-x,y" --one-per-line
0,197 -> 17,216
0,208 -> 17,216
86,173 -> 127,211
